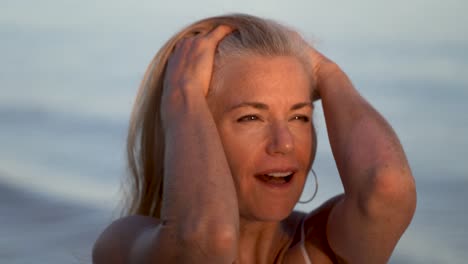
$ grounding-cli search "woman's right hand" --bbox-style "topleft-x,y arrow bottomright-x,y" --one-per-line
94,25 -> 238,264
161,25 -> 233,126
159,25 -> 239,263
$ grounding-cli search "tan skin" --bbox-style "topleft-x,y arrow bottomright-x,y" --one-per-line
93,25 -> 416,264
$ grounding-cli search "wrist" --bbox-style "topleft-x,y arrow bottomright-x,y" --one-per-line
317,67 -> 357,103
161,86 -> 209,130
315,64 -> 347,96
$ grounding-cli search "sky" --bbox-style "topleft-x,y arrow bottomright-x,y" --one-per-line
2,0 -> 467,106
1,0 -> 467,40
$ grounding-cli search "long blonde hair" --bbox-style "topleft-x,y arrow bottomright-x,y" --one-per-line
124,13 -> 315,218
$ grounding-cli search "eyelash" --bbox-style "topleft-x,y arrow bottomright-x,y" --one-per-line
291,115 -> 310,122
237,115 -> 260,122
236,115 -> 310,123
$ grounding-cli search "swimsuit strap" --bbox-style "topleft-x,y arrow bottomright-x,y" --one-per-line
300,215 -> 313,264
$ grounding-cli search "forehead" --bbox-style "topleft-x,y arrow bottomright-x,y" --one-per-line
210,55 -> 312,104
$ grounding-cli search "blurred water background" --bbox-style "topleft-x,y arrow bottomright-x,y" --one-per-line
0,1 -> 467,263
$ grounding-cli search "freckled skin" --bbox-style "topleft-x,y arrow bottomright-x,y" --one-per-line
208,55 -> 315,222
93,23 -> 416,264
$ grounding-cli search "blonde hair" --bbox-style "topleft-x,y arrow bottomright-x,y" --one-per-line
124,13 -> 315,218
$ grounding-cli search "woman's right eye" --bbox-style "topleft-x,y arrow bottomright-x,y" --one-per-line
237,115 -> 260,122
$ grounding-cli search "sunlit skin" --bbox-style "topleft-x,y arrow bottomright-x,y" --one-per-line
92,23 -> 416,264
208,55 -> 315,222
205,55 -> 320,263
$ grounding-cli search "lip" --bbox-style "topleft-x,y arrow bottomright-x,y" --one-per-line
254,167 -> 298,189
255,167 -> 299,176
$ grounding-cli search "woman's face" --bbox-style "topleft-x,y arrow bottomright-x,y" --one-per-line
208,55 -> 316,221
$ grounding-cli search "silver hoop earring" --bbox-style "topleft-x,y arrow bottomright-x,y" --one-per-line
298,169 -> 318,204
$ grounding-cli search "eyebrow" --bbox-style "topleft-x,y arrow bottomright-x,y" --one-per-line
226,101 -> 313,113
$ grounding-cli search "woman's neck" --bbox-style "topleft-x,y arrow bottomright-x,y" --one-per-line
235,214 -> 300,263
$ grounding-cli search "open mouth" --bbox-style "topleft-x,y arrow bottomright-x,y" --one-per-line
255,172 -> 294,185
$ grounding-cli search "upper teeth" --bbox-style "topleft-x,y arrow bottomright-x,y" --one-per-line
266,172 -> 292,178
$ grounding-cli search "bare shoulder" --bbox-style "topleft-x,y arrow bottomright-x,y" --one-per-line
92,215 -> 161,264
304,194 -> 346,263
283,194 -> 345,264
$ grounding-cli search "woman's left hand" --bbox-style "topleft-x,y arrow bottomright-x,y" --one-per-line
298,33 -> 416,263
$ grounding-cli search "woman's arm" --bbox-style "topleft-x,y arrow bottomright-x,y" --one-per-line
310,50 -> 416,263
93,26 -> 239,264
150,25 -> 240,262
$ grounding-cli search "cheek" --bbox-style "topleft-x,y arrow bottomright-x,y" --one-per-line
219,128 -> 252,172
218,122 -> 316,174
292,125 -> 316,166
218,125 -> 265,179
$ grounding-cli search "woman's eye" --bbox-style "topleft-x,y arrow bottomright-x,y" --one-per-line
237,115 -> 260,122
291,115 -> 310,122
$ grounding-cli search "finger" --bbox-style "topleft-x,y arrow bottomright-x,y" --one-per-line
185,30 -> 203,39
172,37 -> 189,53
173,36 -> 199,56
169,39 -> 187,62
204,25 -> 235,43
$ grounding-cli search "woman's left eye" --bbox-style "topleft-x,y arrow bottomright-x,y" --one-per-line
291,115 -> 310,122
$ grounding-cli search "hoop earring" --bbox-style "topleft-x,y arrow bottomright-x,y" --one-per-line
298,169 -> 318,204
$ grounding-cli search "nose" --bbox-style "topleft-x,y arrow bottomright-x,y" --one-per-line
266,123 -> 294,155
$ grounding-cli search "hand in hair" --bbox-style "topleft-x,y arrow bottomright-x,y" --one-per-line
298,37 -> 417,263
163,25 -> 234,98
287,31 -> 339,100
306,47 -> 340,96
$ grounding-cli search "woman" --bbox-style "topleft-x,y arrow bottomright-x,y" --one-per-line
93,14 -> 416,263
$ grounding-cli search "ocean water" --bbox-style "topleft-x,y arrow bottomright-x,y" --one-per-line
1,6 -> 468,262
